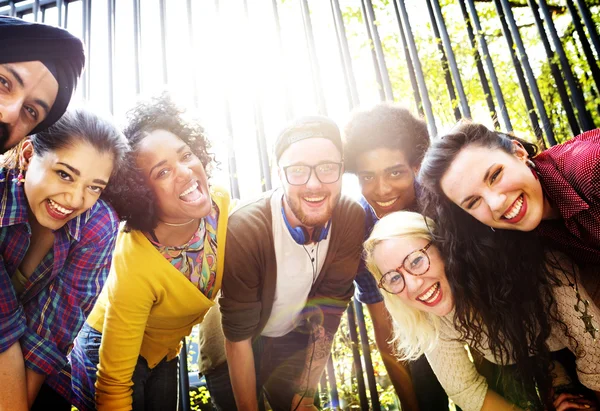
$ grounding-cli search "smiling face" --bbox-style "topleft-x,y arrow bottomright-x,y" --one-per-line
373,236 -> 453,317
23,140 -> 114,231
278,138 -> 343,228
356,148 -> 418,217
135,129 -> 211,224
0,62 -> 59,152
440,144 -> 547,231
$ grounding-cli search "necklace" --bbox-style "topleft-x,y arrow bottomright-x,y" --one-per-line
159,218 -> 196,227
550,251 -> 598,340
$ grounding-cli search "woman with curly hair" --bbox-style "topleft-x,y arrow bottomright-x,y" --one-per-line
419,121 -> 600,301
69,93 -> 230,411
364,211 -> 600,411
0,109 -> 128,411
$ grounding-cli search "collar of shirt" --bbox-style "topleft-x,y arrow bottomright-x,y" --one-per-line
534,149 -> 589,220
0,168 -> 93,241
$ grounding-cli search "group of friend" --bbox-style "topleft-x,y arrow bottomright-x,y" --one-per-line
1,15 -> 599,411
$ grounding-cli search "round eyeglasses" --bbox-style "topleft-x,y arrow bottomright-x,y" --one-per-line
282,162 -> 343,186
378,242 -> 432,294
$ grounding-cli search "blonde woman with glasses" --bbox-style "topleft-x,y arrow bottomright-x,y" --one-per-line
364,211 -> 600,411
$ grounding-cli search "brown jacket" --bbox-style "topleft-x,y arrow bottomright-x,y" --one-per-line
219,189 -> 365,342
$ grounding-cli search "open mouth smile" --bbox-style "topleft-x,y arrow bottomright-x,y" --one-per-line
375,198 -> 398,208
500,194 -> 527,223
416,282 -> 442,306
46,199 -> 75,220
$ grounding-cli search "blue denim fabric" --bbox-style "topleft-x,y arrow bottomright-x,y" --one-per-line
70,322 -> 179,411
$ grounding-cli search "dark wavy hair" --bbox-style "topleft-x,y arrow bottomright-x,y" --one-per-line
107,92 -> 214,232
343,103 -> 429,173
418,120 -> 571,409
2,109 -> 129,203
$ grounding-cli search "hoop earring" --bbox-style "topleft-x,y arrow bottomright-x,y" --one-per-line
490,226 -> 495,232
526,159 -> 536,169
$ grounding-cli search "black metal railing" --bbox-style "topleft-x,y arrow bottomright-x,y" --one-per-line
3,1 -> 599,409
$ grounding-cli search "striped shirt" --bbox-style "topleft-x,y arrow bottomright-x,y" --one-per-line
0,168 -> 119,400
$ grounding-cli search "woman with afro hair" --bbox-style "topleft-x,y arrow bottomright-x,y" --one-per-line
70,93 -> 230,411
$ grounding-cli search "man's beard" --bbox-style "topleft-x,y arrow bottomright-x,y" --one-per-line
0,123 -> 9,154
284,190 -> 341,227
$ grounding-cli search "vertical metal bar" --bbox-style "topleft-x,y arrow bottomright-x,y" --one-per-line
56,0 -> 63,27
362,0 -> 394,100
107,0 -> 115,114
430,0 -> 471,118
573,0 -> 600,59
185,0 -> 198,107
214,0 -> 240,199
271,0 -> 294,120
535,0 -> 594,132
9,1 -> 15,17
492,0 -> 542,142
497,0 -> 556,146
566,0 -> 600,95
359,0 -> 386,102
33,0 -> 39,22
346,304 -> 368,411
243,1 -> 271,193
464,0 -> 512,131
299,0 -> 327,115
82,0 -> 91,100
133,0 -> 142,95
330,0 -> 360,109
325,356 -> 340,409
457,0 -> 499,129
391,1 -> 423,115
63,1 -> 68,28
425,0 -> 461,121
354,300 -> 381,411
395,0 -> 437,137
528,0 -> 580,135
179,339 -> 191,411
159,0 -> 168,85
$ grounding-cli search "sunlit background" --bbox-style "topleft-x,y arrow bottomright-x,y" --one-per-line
4,0 -> 599,201
2,1 -> 600,408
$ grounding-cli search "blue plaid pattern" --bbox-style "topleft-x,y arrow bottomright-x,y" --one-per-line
0,168 -> 118,401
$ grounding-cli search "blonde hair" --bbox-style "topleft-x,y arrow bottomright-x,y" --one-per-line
363,211 -> 442,361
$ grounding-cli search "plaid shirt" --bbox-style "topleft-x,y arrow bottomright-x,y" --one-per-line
534,129 -> 600,265
0,168 -> 118,400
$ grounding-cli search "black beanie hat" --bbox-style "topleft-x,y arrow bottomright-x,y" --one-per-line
274,115 -> 343,162
0,16 -> 85,135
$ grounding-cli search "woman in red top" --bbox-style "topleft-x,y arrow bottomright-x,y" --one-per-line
418,121 -> 600,296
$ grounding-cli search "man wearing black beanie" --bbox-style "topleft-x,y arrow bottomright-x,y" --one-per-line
0,16 -> 85,152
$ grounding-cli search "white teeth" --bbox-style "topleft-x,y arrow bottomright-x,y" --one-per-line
48,199 -> 74,215
304,196 -> 325,203
376,198 -> 398,207
179,182 -> 198,197
503,195 -> 523,220
417,282 -> 440,303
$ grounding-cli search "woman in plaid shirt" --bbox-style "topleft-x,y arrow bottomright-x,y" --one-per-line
0,109 -> 129,410
420,122 -> 600,301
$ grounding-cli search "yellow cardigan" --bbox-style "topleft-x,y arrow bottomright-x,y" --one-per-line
86,187 -> 229,411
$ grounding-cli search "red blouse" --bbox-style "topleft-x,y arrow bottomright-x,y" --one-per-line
534,129 -> 600,265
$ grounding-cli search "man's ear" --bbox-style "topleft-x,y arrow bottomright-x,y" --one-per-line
511,139 -> 529,163
19,140 -> 35,172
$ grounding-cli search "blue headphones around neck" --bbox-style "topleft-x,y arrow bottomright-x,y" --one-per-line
281,206 -> 331,245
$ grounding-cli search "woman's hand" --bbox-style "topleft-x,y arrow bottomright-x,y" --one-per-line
553,392 -> 598,411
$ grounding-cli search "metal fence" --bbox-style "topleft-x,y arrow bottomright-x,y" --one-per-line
3,0 -> 599,409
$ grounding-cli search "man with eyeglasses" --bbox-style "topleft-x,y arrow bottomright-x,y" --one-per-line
202,115 -> 364,411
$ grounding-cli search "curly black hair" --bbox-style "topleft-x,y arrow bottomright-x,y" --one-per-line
104,92 -> 214,232
418,120 -> 574,409
343,103 -> 430,173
